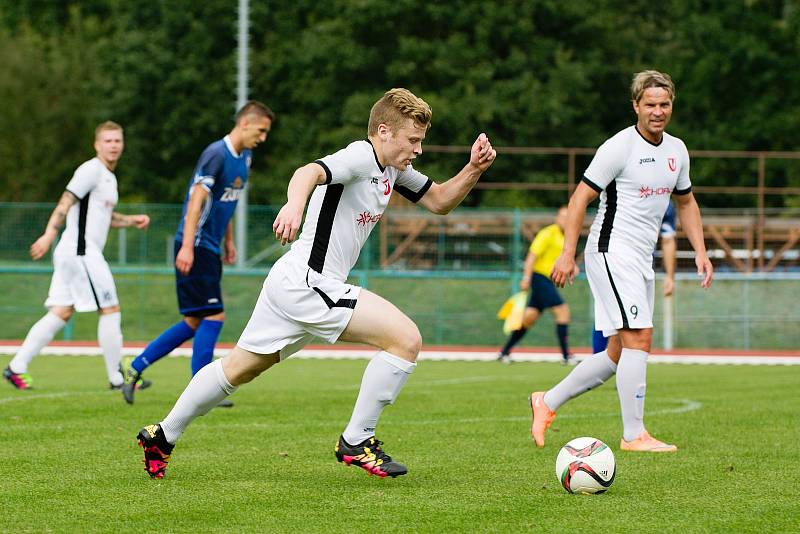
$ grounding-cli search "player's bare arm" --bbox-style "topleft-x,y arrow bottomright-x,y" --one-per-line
551,182 -> 597,287
176,184 -> 208,275
30,190 -> 79,260
661,235 -> 677,296
417,133 -> 496,215
675,192 -> 713,289
223,220 -> 237,264
520,250 -> 536,291
273,163 -> 326,246
111,212 -> 150,229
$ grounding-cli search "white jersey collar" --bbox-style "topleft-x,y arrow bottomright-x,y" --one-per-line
224,135 -> 241,158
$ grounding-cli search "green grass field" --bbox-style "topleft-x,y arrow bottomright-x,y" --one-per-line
1,355 -> 798,533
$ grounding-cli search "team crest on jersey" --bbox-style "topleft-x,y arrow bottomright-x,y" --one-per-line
382,178 -> 391,196
667,158 -> 677,172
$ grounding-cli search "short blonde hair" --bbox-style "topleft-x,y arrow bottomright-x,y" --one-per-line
368,88 -> 432,136
95,120 -> 123,139
630,70 -> 675,102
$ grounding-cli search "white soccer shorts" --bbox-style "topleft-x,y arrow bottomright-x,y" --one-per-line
45,252 -> 119,312
237,256 -> 361,359
584,251 -> 654,335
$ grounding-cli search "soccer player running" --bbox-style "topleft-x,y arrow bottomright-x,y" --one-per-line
136,88 -> 496,479
4,122 -> 150,390
497,206 -> 573,364
531,70 -> 713,452
120,101 -> 274,406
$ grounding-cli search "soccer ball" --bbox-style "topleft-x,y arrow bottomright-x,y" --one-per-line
555,436 -> 616,494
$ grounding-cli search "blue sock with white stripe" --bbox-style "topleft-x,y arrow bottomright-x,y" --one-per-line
132,321 -> 196,374
191,319 -> 223,376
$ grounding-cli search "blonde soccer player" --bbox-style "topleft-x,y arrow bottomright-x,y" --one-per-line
135,88 -> 496,479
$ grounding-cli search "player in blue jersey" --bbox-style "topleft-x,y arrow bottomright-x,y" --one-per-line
120,101 -> 275,405
592,201 -> 676,353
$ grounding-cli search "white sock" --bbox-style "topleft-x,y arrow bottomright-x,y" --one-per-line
616,348 -> 649,442
98,312 -> 124,386
342,351 -> 416,445
9,312 -> 66,373
543,350 -> 617,411
160,359 -> 237,444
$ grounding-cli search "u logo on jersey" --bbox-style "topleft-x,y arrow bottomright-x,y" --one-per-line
382,178 -> 391,196
667,158 -> 677,172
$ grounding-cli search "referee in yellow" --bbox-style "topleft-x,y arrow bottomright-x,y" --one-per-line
497,206 -> 573,364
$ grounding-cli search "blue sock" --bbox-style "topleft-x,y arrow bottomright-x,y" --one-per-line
592,329 -> 608,354
132,321 -> 196,374
191,319 -> 223,376
500,328 -> 527,356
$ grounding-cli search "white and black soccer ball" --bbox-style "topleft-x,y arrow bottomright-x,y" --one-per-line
555,436 -> 616,494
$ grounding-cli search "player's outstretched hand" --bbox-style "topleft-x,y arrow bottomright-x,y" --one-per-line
30,233 -> 54,261
469,133 -> 497,172
696,255 -> 713,289
131,214 -> 150,229
551,253 -> 577,288
273,203 -> 303,246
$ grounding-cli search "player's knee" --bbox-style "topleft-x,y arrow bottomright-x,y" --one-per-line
394,325 -> 422,361
50,306 -> 74,321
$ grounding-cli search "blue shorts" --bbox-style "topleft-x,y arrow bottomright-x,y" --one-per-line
175,242 -> 223,317
527,272 -> 564,311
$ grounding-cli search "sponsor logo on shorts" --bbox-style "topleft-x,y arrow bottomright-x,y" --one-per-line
208,298 -> 219,304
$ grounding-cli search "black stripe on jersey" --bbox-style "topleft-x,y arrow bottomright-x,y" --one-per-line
674,186 -> 692,195
581,176 -> 602,193
314,160 -> 333,185
602,253 -> 629,329
77,193 -> 90,256
396,178 -> 433,203
598,180 -> 617,253
80,258 -> 102,309
312,286 -> 357,309
365,139 -> 385,172
308,183 -> 344,273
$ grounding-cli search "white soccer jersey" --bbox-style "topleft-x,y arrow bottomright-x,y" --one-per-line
583,126 -> 691,258
54,157 -> 118,257
286,140 -> 433,280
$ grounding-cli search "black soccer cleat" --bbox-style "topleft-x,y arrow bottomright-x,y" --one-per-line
137,424 -> 175,479
110,378 -> 151,391
334,435 -> 408,478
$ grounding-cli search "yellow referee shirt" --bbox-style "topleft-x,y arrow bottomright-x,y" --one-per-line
529,223 -> 565,276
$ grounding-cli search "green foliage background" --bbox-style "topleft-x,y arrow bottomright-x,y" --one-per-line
1,0 -> 799,208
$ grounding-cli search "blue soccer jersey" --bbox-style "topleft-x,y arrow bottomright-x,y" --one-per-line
175,136 -> 251,254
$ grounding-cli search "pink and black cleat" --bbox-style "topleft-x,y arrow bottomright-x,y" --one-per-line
335,435 -> 407,478
3,367 -> 33,390
137,424 -> 175,479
